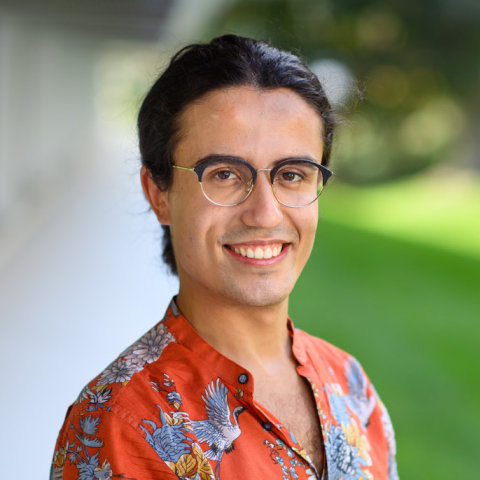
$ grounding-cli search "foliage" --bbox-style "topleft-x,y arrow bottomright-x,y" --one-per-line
213,0 -> 480,182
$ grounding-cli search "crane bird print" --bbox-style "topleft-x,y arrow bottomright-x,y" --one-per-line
192,378 -> 245,479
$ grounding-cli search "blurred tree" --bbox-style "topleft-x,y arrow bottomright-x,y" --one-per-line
212,0 -> 480,183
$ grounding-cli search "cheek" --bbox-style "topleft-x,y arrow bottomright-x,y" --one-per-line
170,218 -> 205,274
170,203 -> 225,260
172,215 -> 203,253
298,209 -> 319,257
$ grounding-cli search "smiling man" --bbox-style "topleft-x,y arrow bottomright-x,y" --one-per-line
51,35 -> 399,480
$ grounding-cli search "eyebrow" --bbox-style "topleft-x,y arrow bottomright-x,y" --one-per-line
193,154 -> 242,167
193,153 -> 321,168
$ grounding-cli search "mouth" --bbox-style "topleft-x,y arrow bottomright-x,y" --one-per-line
224,243 -> 286,260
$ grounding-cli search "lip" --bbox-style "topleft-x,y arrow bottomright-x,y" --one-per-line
226,239 -> 289,247
224,243 -> 290,266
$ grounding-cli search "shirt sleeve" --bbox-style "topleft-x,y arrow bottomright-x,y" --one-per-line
364,369 -> 399,480
344,353 -> 400,480
50,408 -> 180,480
376,397 -> 399,480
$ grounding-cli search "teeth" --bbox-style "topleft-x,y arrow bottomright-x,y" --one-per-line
232,245 -> 283,259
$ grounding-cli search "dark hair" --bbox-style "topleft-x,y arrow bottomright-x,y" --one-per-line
138,34 -> 336,275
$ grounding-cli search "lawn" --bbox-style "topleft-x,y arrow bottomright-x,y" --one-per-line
289,175 -> 480,479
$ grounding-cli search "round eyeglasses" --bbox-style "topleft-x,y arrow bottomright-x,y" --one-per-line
172,157 -> 332,208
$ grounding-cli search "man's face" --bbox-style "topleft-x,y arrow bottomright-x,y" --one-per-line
162,86 -> 324,308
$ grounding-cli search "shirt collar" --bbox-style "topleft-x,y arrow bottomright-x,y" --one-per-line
163,298 -> 256,394
289,318 -> 308,366
163,297 -> 309,391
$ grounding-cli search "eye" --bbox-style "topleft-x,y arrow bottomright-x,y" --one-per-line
203,160 -> 251,187
275,161 -> 320,187
280,171 -> 303,182
215,170 -> 237,180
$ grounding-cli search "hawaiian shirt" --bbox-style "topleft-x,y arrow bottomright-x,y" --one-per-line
50,298 -> 399,480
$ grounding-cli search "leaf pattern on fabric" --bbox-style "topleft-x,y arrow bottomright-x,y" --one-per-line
140,404 -> 215,480
50,415 -> 113,480
263,436 -> 316,480
324,425 -> 369,480
344,358 -> 376,428
322,356 -> 381,479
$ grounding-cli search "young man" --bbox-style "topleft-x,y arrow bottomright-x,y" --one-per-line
51,35 -> 398,480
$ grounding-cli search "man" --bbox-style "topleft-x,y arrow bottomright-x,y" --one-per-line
51,34 -> 398,480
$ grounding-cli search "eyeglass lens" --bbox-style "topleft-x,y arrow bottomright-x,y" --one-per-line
200,159 -> 324,207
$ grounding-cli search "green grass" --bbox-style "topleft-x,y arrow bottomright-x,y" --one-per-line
321,172 -> 480,259
289,215 -> 480,479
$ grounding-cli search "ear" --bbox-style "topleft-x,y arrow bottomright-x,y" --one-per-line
141,166 -> 172,225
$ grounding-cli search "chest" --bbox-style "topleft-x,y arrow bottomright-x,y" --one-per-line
254,373 -> 325,475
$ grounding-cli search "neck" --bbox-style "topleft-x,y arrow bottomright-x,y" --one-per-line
175,287 -> 292,371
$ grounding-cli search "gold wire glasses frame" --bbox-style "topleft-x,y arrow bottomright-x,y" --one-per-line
172,157 -> 333,208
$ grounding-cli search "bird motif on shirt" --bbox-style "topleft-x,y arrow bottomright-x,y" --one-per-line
192,378 -> 245,478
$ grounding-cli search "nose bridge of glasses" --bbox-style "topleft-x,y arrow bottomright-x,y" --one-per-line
255,167 -> 274,185
246,167 -> 278,204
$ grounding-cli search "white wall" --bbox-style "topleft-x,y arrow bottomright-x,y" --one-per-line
0,14 -> 179,479
0,15 -> 96,231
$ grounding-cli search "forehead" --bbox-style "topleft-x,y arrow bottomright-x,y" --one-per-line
174,87 -> 324,164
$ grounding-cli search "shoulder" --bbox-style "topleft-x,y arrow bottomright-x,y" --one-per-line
64,317 -> 178,427
51,318 -> 183,479
294,328 -> 399,480
294,327 -> 379,403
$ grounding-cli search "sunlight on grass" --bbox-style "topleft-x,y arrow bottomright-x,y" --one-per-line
320,168 -> 480,259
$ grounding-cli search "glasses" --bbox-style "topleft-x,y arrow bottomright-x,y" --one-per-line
172,157 -> 332,208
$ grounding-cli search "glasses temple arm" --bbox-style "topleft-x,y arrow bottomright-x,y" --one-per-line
172,165 -> 195,172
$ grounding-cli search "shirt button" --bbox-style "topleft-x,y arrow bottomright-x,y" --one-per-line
262,422 -> 272,431
238,373 -> 249,384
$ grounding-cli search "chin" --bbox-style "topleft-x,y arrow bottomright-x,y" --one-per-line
222,276 -> 294,308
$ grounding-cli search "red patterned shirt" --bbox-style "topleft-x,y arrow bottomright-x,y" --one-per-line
51,299 -> 398,480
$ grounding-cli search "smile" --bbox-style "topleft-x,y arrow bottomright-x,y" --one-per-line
225,243 -> 284,259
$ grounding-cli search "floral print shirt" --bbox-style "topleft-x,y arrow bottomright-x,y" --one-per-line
50,298 -> 399,480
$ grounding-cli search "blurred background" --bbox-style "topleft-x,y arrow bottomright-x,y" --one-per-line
0,1 -> 478,478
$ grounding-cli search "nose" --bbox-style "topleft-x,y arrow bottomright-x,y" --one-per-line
239,170 -> 283,228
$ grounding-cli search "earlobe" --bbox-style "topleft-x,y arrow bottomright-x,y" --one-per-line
140,166 -> 172,225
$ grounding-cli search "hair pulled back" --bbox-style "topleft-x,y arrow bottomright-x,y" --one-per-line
138,34 -> 336,275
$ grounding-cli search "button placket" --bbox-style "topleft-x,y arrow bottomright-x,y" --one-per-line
262,421 -> 273,431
